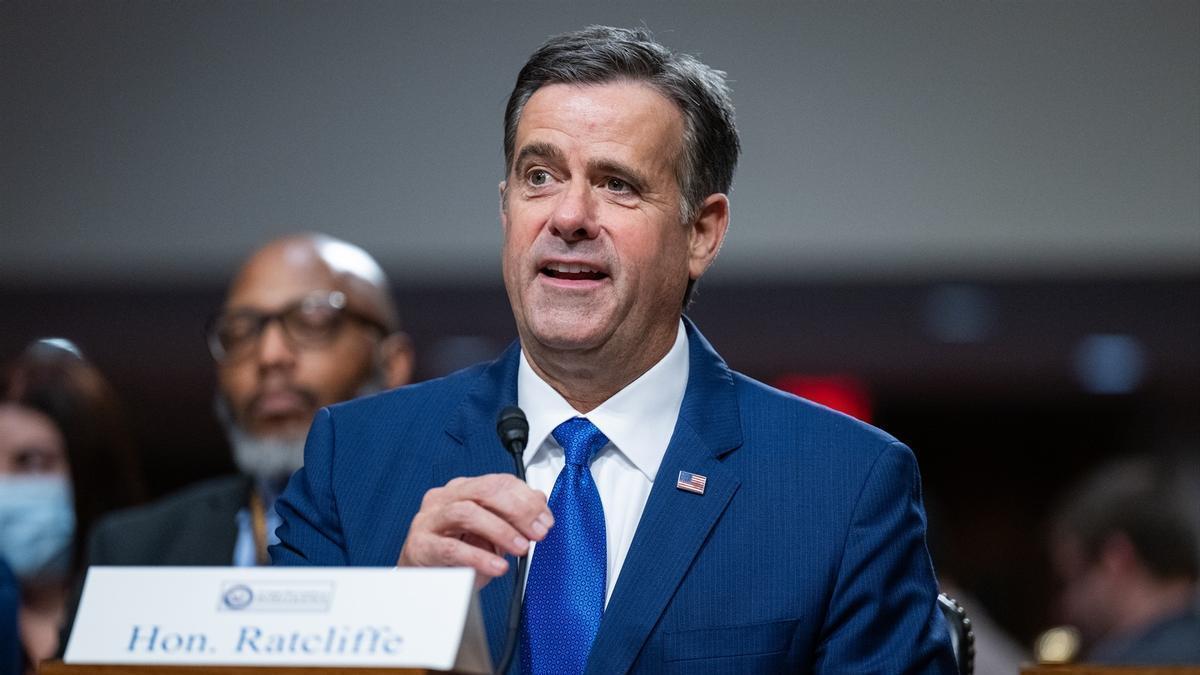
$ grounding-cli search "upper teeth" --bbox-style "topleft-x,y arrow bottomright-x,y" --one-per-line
547,262 -> 597,274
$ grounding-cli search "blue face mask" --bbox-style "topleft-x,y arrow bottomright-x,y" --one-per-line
0,476 -> 75,582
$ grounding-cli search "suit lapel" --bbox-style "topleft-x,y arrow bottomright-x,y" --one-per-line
441,342 -> 523,668
586,320 -> 744,675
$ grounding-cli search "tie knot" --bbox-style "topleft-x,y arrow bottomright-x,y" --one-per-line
551,417 -> 609,466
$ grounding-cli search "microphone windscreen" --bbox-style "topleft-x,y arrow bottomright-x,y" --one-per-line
496,405 -> 529,451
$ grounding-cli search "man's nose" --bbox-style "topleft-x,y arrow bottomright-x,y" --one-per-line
547,183 -> 599,242
255,319 -> 297,371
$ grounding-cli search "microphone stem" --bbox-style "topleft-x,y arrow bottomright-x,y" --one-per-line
510,440 -> 526,482
496,440 -> 526,675
496,553 -> 528,674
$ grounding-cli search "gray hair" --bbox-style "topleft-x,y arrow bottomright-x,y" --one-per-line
503,25 -> 740,227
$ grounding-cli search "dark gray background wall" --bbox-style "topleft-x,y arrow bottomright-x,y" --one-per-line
4,0 -> 1197,285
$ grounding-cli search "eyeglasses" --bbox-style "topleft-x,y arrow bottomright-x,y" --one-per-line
206,290 -> 388,362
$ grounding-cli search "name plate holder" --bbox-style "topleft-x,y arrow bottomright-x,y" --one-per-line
60,567 -> 490,674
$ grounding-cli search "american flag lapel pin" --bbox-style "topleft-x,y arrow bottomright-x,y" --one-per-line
676,470 -> 707,495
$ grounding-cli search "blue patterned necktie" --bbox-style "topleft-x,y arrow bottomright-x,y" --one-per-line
520,417 -> 609,675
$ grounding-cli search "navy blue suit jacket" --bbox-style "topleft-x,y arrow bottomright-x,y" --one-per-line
273,321 -> 956,673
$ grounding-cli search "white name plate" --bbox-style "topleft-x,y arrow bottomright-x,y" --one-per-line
64,566 -> 490,673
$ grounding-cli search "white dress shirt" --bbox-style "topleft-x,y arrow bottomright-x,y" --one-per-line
518,320 -> 690,605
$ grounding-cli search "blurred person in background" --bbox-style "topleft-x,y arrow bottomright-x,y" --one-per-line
1049,455 -> 1200,664
0,339 -> 145,671
83,233 -> 413,569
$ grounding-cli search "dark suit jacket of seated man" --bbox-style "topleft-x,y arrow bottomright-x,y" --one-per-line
272,26 -> 955,674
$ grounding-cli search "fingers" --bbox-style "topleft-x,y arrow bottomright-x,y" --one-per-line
441,499 -> 531,557
439,473 -> 553,542
404,530 -> 510,587
397,473 -> 553,585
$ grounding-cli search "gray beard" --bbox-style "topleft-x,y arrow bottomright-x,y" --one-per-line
228,427 -> 307,484
214,378 -> 386,484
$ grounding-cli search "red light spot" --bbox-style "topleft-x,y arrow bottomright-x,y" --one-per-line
773,374 -> 873,423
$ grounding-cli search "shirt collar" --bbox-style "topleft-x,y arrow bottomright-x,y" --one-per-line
518,320 -> 689,482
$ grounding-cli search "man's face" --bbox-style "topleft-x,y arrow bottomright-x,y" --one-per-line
216,255 -> 380,441
501,82 -> 698,359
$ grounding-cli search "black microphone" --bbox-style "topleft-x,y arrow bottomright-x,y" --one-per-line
496,405 -> 529,482
494,405 -> 529,675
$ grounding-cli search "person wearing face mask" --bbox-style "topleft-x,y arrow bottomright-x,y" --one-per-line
0,339 -> 145,672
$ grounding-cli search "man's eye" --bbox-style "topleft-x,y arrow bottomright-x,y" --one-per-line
220,316 -> 260,342
606,178 -> 632,193
527,169 -> 551,186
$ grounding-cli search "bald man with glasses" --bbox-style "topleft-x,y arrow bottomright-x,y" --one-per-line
82,233 -> 413,568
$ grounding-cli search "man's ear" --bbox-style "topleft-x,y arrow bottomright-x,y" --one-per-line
687,193 -> 730,280
378,332 -> 415,389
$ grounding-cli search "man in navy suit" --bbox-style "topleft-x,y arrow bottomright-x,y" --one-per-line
273,26 -> 956,674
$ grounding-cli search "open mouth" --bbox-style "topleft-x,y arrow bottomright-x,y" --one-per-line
540,262 -> 608,282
